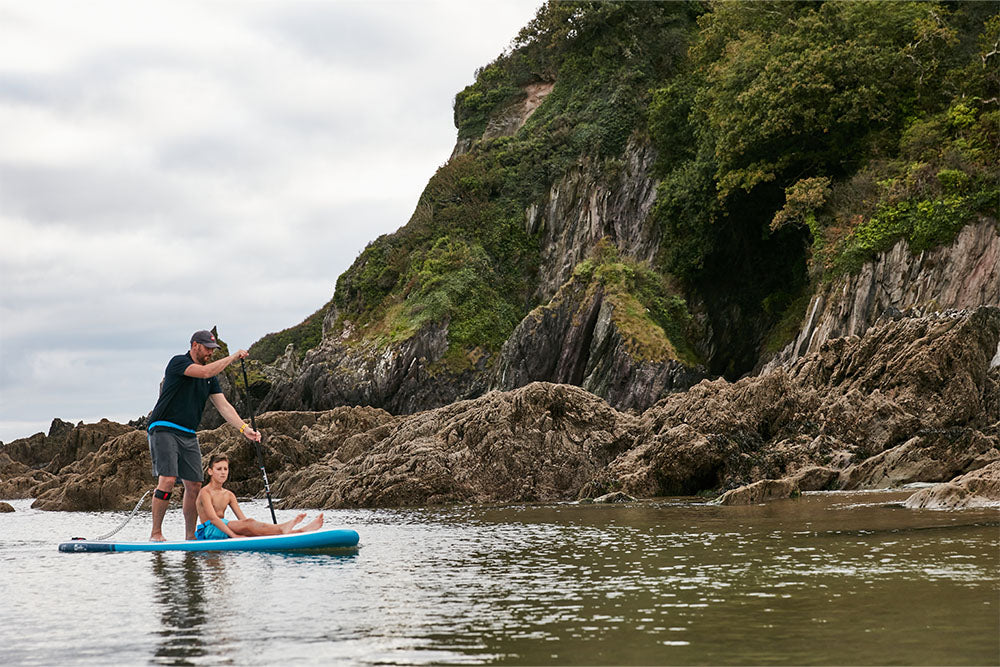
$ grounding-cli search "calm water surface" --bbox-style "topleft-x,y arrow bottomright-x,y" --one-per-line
1,491 -> 997,665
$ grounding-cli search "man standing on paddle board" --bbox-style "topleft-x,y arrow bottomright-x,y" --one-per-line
147,330 -> 261,541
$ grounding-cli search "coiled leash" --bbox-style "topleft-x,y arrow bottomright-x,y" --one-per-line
69,489 -> 153,541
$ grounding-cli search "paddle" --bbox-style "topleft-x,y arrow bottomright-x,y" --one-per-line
240,358 -> 278,524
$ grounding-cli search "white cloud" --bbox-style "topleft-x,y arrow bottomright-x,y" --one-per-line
0,0 -> 543,443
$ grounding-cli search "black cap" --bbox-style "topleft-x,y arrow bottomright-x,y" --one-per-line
191,330 -> 220,349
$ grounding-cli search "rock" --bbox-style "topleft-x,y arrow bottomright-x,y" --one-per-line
528,137 -> 661,303
25,307 -> 1000,512
903,460 -> 1000,509
762,218 -> 1000,373
258,320 -> 489,416
838,429 -> 999,490
0,502 -> 13,512
31,431 -> 152,511
788,465 -> 840,491
593,491 -> 636,503
714,479 -> 801,506
0,418 -> 73,469
274,382 -> 636,508
0,419 -> 133,499
493,276 -> 705,412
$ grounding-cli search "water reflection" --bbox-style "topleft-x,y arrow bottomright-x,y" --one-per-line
149,552 -> 230,665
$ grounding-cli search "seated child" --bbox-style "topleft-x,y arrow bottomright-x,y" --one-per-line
195,453 -> 323,539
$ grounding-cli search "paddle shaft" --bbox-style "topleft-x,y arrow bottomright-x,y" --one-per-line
240,358 -> 277,524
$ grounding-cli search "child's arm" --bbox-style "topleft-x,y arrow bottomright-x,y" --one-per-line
201,490 -> 239,538
229,491 -> 248,521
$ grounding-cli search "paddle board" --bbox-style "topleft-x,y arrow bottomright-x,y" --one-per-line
58,528 -> 359,553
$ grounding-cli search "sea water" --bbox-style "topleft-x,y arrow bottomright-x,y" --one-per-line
0,491 -> 997,665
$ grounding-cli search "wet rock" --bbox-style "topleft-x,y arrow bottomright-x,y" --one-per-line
903,460 -> 1000,509
24,307 -> 1000,512
714,479 -> 801,506
274,382 -> 636,508
593,491 -> 636,504
787,466 -> 840,492
838,429 -> 999,490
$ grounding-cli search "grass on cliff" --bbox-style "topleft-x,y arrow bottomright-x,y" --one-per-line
573,241 -> 700,366
326,2 -> 697,368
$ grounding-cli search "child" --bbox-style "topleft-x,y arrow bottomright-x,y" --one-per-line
195,453 -> 323,540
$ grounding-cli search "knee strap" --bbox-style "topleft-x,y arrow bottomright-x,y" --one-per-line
154,489 -> 171,501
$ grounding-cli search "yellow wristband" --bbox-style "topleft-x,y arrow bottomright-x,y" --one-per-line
240,423 -> 248,433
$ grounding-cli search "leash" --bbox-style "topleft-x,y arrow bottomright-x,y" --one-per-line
70,489 -> 153,541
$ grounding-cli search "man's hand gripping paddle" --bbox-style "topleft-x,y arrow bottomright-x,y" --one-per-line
241,358 -> 277,524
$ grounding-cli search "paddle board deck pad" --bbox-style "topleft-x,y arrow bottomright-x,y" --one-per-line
59,528 -> 359,553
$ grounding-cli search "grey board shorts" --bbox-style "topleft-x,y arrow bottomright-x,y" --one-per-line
148,429 -> 202,482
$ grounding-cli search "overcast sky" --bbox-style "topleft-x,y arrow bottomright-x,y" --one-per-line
0,0 -> 543,443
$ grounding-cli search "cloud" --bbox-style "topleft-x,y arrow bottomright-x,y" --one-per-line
0,0 -> 542,443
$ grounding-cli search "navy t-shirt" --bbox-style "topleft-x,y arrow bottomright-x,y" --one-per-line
148,352 -> 222,433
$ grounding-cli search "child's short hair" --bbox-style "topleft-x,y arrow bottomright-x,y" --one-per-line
207,452 -> 229,469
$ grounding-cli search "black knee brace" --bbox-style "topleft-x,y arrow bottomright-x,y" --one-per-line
154,489 -> 172,501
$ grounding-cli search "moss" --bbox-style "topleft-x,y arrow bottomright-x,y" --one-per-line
574,241 -> 700,366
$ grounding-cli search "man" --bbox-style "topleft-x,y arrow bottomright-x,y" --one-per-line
196,453 -> 323,539
147,329 -> 261,541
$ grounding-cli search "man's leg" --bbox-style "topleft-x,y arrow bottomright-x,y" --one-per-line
181,479 -> 202,540
150,476 -> 175,541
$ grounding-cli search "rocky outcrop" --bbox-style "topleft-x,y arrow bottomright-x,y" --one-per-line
591,307 -> 1000,499
1,418 -> 74,469
258,321 -> 489,416
0,502 -> 13,512
528,136 -> 661,303
903,460 -> 1000,510
19,307 -> 1000,512
715,478 -> 800,506
451,82 -> 555,159
272,382 -> 636,508
763,219 -> 1000,373
0,419 -> 135,500
493,277 -> 705,412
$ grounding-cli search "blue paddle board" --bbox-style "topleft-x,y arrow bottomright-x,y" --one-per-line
59,528 -> 359,553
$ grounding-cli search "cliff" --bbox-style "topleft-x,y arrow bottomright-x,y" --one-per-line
248,2 -> 997,420
7,306 -> 997,511
761,219 -> 1000,373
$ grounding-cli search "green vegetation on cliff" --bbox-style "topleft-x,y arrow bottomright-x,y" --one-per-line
330,1 -> 698,366
256,0 -> 997,374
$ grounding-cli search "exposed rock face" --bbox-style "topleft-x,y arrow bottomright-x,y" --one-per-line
903,460 -> 1000,510
451,82 -> 555,159
1,418 -> 74,469
0,419 -> 134,500
763,219 -> 1000,373
493,278 -> 705,412
592,307 -> 1000,499
17,307 -> 1000,512
272,383 -> 636,508
528,137 -> 661,303
258,321 -> 488,416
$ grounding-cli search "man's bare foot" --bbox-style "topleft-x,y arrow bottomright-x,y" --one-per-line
293,513 -> 324,533
279,513 -> 307,534
150,533 -> 167,542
